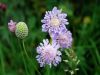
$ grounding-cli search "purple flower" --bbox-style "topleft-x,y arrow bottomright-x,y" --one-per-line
51,29 -> 73,48
36,39 -> 62,67
8,20 -> 16,32
41,7 -> 69,33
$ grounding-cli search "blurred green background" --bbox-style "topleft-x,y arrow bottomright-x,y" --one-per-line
0,0 -> 100,75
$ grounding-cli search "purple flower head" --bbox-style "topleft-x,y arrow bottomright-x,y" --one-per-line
51,29 -> 73,48
41,7 -> 69,34
36,39 -> 62,67
8,20 -> 16,32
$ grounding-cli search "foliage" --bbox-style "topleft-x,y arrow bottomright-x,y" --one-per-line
0,0 -> 100,75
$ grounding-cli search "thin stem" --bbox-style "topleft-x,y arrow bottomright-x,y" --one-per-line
22,40 -> 28,58
22,40 -> 41,75
18,39 -> 29,75
46,65 -> 50,75
21,52 -> 29,75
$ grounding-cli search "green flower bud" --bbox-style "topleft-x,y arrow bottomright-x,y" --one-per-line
15,22 -> 28,39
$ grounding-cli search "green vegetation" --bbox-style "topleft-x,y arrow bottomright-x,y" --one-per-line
0,0 -> 100,75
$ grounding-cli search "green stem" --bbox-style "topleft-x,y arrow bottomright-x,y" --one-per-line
21,52 -> 29,75
18,39 -> 29,75
47,65 -> 50,75
22,40 -> 41,75
22,40 -> 28,58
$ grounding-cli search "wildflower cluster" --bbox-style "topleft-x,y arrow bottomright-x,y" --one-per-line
8,6 -> 79,75
36,7 -> 75,68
